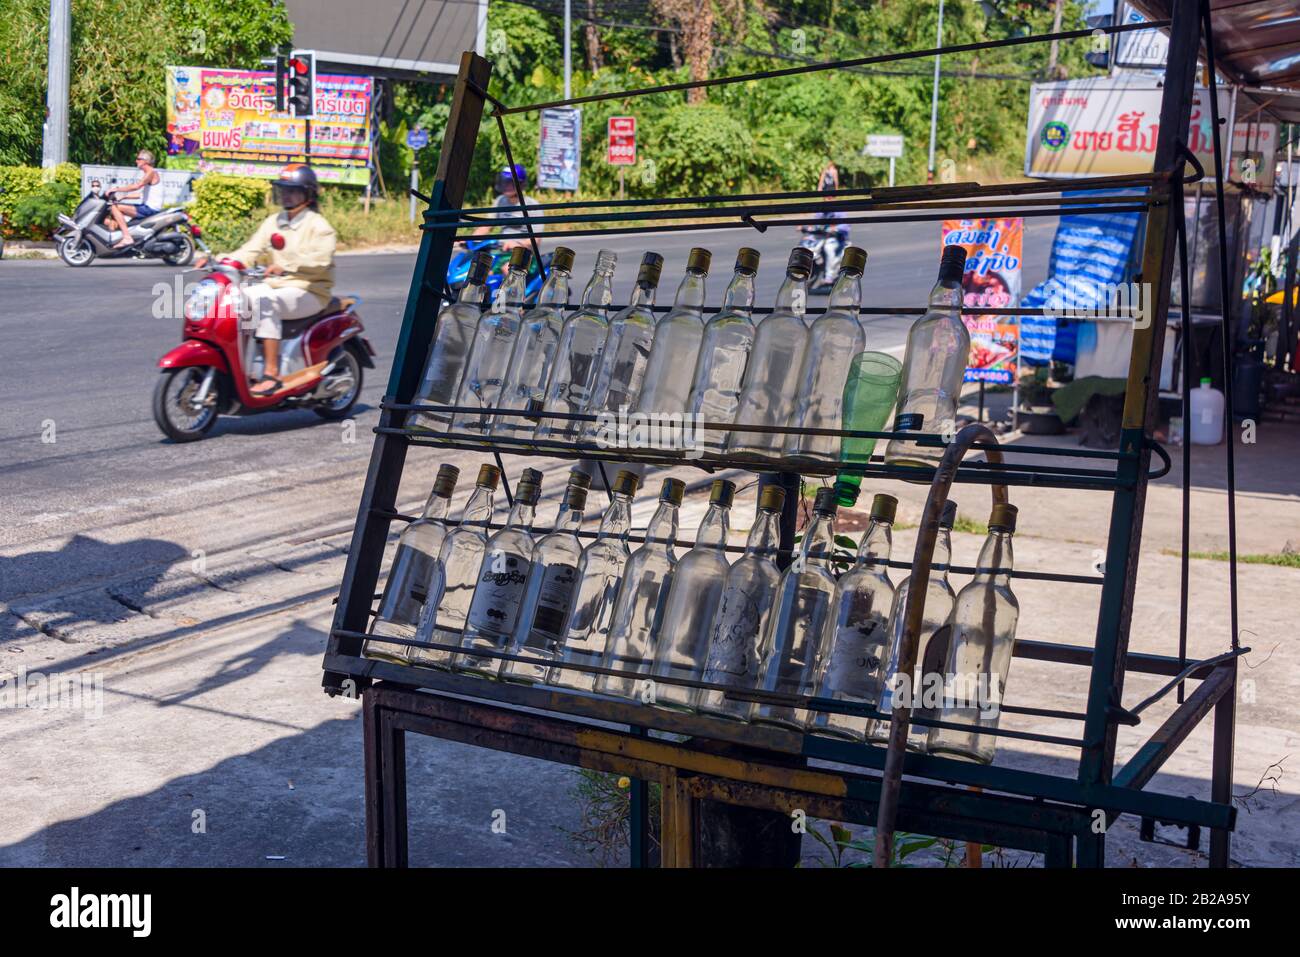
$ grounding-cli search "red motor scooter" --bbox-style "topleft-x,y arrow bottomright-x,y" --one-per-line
153,260 -> 376,442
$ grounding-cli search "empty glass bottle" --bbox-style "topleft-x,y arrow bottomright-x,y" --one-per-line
750,487 -> 839,729
534,250 -> 618,443
492,247 -> 576,441
500,469 -> 593,684
869,499 -> 959,750
786,247 -> 868,463
686,248 -> 760,454
634,248 -> 711,421
648,479 -> 736,711
455,469 -> 544,676
364,464 -> 461,663
583,252 -> 665,444
411,251 -> 492,431
410,463 -> 500,667
807,493 -> 897,741
594,478 -> 684,701
450,247 -> 533,435
927,504 -> 1020,764
695,484 -> 785,719
728,247 -> 815,457
549,469 -> 639,691
885,245 -> 970,470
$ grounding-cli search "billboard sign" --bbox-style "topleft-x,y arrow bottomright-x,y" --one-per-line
607,116 -> 637,166
166,66 -> 372,186
942,218 -> 1024,386
538,107 -> 581,191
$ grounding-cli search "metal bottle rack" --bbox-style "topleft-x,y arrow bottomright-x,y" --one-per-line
322,1 -> 1245,868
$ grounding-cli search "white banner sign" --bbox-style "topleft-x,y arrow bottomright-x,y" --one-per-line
80,165 -> 197,207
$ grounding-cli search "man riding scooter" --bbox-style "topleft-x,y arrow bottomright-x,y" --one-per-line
195,163 -> 336,397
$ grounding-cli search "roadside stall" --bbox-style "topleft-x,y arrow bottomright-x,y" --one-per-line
321,3 -> 1246,868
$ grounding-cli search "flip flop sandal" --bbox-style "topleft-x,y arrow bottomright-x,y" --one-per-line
250,376 -> 284,397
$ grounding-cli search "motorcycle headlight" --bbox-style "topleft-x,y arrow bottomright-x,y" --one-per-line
184,281 -> 221,321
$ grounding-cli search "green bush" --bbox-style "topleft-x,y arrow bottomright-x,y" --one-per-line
189,173 -> 269,230
647,104 -> 754,198
0,163 -> 80,237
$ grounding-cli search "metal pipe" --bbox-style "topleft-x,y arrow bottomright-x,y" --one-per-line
873,423 -> 1008,867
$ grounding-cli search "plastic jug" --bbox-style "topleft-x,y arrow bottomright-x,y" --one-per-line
1190,377 -> 1225,445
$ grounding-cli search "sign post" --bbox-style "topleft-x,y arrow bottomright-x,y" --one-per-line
865,133 -> 904,186
406,127 -> 429,223
607,116 -> 636,200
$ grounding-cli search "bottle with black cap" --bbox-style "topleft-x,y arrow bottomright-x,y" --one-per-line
455,468 -> 545,675
450,246 -> 534,435
412,463 -> 502,668
648,479 -> 737,711
751,486 -> 840,729
928,502 -> 1020,764
869,498 -> 960,749
493,247 -> 577,440
687,247 -> 761,455
366,463 -> 462,663
807,492 -> 897,741
786,246 -> 869,463
412,250 -> 494,430
535,249 -> 619,442
582,251 -> 665,441
593,477 -> 685,700
884,244 -> 971,471
501,468 -> 593,684
550,468 -> 639,690
727,246 -> 816,458
635,248 -> 712,423
696,483 -> 786,719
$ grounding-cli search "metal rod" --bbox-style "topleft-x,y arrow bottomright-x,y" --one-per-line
874,423 -> 1008,867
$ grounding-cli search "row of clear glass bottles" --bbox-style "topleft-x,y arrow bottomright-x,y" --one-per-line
407,242 -> 971,469
363,462 -> 1019,764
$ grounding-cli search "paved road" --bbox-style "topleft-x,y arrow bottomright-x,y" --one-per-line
1,222 -> 1054,607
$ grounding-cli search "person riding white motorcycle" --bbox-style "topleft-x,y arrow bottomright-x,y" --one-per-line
195,163 -> 336,397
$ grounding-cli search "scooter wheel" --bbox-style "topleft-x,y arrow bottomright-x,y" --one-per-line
153,368 -> 220,442
58,236 -> 96,267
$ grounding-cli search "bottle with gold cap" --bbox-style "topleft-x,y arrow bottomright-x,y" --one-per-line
686,247 -> 760,455
455,468 -> 544,675
884,245 -> 971,471
412,251 -> 493,431
365,464 -> 462,663
786,247 -> 869,463
492,247 -> 576,440
582,251 -> 665,443
451,247 -> 534,435
592,477 -> 685,700
750,487 -> 840,729
411,463 -> 501,667
535,250 -> 619,443
500,469 -> 593,684
646,479 -> 736,711
807,492 -> 897,740
869,499 -> 959,749
549,469 -> 639,690
634,248 -> 711,428
695,483 -> 786,718
927,503 -> 1020,764
728,246 -> 816,458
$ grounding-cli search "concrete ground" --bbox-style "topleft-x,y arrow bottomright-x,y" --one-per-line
1,418 -> 1296,867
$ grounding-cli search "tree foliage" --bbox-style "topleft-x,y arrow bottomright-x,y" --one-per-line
0,0 -> 292,166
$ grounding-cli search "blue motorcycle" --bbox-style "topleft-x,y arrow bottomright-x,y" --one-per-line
448,238 -> 549,302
